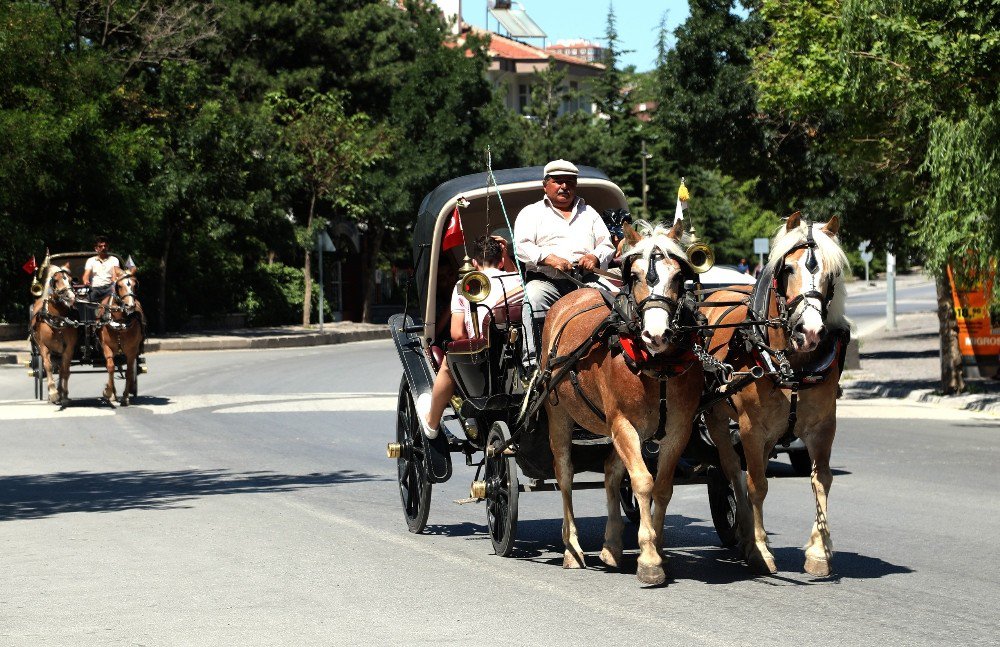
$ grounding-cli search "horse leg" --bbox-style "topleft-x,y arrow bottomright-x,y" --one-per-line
39,342 -> 59,404
600,452 -> 626,569
802,418 -> 836,576
121,349 -> 135,407
741,412 -> 778,574
100,332 -> 117,403
548,406 -> 586,569
57,331 -> 76,406
611,416 -> 662,585
705,405 -> 754,549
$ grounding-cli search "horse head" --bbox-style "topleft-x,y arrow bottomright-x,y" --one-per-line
45,265 -> 76,310
621,220 -> 691,355
114,271 -> 139,314
768,212 -> 849,352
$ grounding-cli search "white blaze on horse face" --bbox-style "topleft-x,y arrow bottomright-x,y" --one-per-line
639,254 -> 676,355
119,277 -> 136,308
791,249 -> 825,352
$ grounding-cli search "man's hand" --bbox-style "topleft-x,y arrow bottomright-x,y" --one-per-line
578,253 -> 599,271
542,254 -> 573,272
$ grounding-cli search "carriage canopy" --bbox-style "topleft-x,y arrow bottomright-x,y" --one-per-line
412,165 -> 627,344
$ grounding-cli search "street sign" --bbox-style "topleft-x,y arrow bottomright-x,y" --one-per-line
858,239 -> 870,252
317,230 -> 336,253
753,238 -> 769,255
860,250 -> 873,263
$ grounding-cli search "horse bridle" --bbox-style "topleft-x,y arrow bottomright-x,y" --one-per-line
47,269 -> 75,308
111,275 -> 138,315
619,249 -> 695,339
773,220 -> 837,335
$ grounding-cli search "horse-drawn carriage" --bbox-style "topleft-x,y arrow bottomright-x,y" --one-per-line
28,251 -> 146,405
387,165 -> 851,582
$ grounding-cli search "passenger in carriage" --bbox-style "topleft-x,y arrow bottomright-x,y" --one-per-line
416,235 -> 524,439
513,159 -> 616,364
81,235 -> 122,304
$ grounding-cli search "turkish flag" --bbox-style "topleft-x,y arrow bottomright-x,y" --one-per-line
22,256 -> 36,274
442,205 -> 464,251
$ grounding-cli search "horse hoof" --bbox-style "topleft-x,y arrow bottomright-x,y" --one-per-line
804,556 -> 832,577
562,550 -> 586,570
636,563 -> 665,586
599,546 -> 622,569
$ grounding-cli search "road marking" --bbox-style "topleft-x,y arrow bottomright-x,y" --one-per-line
838,399 -> 996,421
0,393 -> 397,420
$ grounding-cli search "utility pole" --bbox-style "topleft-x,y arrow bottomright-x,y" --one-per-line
640,140 -> 652,218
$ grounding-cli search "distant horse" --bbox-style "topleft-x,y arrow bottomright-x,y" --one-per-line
30,264 -> 79,405
98,272 -> 145,406
701,212 -> 850,576
539,220 -> 705,585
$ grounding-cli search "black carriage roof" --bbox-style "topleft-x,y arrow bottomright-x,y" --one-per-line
413,165 -> 611,257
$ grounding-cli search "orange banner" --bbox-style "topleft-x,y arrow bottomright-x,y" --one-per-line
948,264 -> 999,378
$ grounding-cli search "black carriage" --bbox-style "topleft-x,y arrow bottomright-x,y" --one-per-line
28,252 -> 146,400
388,166 -> 747,555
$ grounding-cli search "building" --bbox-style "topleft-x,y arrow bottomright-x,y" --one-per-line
546,38 -> 605,64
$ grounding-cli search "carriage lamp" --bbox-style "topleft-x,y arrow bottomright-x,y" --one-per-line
683,226 -> 715,274
470,480 -> 487,499
386,442 -> 402,459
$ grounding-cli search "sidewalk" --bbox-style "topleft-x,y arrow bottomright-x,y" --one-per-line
0,320 -> 390,365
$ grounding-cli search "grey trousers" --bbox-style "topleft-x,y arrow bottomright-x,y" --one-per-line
522,273 -> 615,365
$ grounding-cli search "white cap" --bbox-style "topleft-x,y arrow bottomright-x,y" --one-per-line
543,159 -> 578,178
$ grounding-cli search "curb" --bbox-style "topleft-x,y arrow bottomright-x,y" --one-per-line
144,328 -> 390,352
842,381 -> 1000,417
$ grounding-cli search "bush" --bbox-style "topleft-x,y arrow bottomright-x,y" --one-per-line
243,262 -> 304,326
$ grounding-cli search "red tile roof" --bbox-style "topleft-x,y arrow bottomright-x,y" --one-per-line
464,28 -> 603,70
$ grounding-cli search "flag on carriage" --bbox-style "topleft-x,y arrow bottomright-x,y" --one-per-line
442,204 -> 465,251
673,178 -> 689,223
22,256 -> 36,275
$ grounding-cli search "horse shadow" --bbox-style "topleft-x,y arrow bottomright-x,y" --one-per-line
0,469 -> 385,521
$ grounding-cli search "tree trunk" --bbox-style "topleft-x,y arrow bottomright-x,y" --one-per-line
157,231 -> 172,335
361,224 -> 384,324
936,273 -> 965,394
302,193 -> 316,326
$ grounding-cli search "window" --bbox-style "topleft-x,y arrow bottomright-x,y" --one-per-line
518,83 -> 531,113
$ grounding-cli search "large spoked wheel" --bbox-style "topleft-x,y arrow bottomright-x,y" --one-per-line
396,376 -> 431,534
619,475 -> 641,525
706,466 -> 739,548
485,421 -> 519,557
30,340 -> 44,401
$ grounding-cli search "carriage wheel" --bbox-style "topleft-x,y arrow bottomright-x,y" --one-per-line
706,466 -> 739,548
485,421 -> 519,557
787,448 -> 812,476
396,376 -> 431,534
30,341 -> 44,401
619,475 -> 641,525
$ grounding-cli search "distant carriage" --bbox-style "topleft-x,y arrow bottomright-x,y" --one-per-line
28,252 -> 147,404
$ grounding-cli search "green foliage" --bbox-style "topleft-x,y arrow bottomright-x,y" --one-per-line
242,262 -> 305,326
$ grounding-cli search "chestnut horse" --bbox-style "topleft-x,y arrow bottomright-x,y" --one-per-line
539,220 -> 704,585
30,264 -> 79,405
701,213 -> 850,576
98,272 -> 145,406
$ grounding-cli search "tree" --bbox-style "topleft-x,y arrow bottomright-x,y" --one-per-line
268,89 -> 392,325
755,0 -> 1000,392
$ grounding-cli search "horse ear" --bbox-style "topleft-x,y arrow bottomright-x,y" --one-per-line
785,211 -> 801,231
668,219 -> 684,240
821,215 -> 841,236
623,222 -> 642,246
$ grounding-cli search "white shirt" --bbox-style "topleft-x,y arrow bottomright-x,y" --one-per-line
450,268 -> 524,338
85,255 -> 120,287
513,196 -> 615,279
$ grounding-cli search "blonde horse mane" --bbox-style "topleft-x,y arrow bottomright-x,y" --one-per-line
624,220 -> 686,266
767,219 -> 852,332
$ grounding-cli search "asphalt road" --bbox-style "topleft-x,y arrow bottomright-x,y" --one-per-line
845,277 -> 936,335
1,337 -> 999,646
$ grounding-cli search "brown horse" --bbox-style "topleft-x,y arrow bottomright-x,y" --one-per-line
30,264 -> 79,405
701,212 -> 850,576
540,220 -> 705,585
98,272 -> 145,406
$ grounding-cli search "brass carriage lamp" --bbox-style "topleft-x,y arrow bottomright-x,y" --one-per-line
456,255 -> 491,339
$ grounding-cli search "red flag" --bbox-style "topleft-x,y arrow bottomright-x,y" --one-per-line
22,256 -> 36,275
442,205 -> 464,251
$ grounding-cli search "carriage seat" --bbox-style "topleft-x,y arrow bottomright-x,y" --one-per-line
443,301 -> 523,356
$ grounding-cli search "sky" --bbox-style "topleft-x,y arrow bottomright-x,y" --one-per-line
458,1 -> 691,72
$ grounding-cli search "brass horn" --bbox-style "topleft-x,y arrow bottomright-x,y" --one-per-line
686,241 -> 715,274
457,256 -> 491,304
30,281 -> 43,297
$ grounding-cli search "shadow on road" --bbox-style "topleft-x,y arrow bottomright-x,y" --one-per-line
0,469 -> 383,521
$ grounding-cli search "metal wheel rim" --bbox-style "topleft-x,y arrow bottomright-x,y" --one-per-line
396,386 -> 426,522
